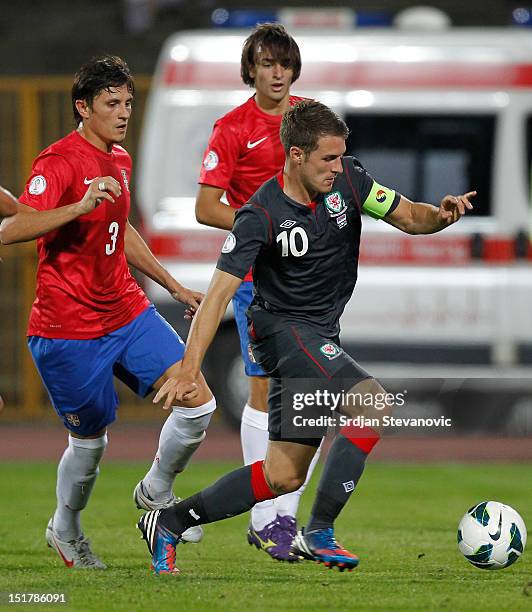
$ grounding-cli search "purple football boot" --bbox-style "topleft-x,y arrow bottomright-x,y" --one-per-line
247,517 -> 299,562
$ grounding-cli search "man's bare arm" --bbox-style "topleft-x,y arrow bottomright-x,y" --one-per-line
384,191 -> 476,235
124,221 -> 202,314
195,184 -> 237,230
0,186 -> 18,218
153,269 -> 242,408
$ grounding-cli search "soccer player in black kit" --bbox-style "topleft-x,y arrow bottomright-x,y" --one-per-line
138,101 -> 475,575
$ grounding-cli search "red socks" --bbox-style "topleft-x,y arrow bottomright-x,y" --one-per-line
340,425 -> 380,454
250,460 -> 277,502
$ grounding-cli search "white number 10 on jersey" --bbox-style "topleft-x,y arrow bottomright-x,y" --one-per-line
106,221 -> 119,255
276,227 -> 309,257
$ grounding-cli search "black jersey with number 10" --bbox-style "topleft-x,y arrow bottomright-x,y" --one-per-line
217,156 -> 400,337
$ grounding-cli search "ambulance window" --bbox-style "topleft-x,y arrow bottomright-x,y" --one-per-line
345,114 -> 494,216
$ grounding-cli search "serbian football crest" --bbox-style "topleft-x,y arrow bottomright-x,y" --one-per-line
320,342 -> 342,360
65,413 -> 80,427
324,191 -> 346,217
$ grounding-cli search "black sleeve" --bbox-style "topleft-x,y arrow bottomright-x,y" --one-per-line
344,157 -> 401,219
216,204 -> 271,279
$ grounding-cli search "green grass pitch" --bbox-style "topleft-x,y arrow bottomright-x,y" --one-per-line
1,460 -> 530,611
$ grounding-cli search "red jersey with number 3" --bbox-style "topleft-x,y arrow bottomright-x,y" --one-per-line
19,131 -> 149,339
199,94 -> 305,280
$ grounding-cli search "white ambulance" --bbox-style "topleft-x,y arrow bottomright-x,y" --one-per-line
137,28 -> 532,425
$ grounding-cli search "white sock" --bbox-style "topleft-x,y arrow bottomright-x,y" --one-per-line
143,397 -> 216,501
275,441 -> 322,518
53,434 -> 107,541
241,403 -> 277,530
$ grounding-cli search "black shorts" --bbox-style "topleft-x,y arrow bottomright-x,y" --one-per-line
248,307 -> 371,447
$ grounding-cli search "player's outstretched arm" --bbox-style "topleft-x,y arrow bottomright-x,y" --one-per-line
0,177 -> 120,245
0,185 -> 18,218
153,269 -> 242,408
195,185 -> 237,230
124,221 -> 203,318
384,191 -> 476,235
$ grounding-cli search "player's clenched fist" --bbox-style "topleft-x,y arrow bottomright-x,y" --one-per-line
77,176 -> 122,215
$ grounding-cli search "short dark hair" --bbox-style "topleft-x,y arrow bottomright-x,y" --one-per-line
280,100 -> 349,155
241,23 -> 301,87
72,55 -> 134,124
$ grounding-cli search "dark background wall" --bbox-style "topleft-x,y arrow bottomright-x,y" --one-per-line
0,0 -> 527,75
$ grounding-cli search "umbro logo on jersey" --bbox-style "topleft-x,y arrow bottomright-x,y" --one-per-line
84,177 -> 96,185
280,219 -> 297,229
247,136 -> 268,149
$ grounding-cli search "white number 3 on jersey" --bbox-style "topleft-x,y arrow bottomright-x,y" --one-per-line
106,221 -> 119,255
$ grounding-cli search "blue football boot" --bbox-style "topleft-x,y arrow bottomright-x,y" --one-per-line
291,527 -> 359,571
137,509 -> 180,575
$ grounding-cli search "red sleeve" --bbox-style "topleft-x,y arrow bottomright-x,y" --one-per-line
198,118 -> 241,190
19,154 -> 73,211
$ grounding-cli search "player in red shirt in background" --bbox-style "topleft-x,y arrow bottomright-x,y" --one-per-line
196,23 -> 321,561
0,55 -> 215,569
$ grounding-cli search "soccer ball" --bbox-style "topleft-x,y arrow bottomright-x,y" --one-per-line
457,501 -> 527,569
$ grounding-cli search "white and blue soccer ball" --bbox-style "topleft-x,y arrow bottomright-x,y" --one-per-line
457,501 -> 527,570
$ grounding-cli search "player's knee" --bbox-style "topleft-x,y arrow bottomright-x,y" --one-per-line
343,377 -> 389,417
69,432 -> 108,468
266,470 -> 305,494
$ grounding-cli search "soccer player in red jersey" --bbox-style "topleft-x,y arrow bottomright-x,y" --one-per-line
195,23 -> 321,561
0,56 -> 216,569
